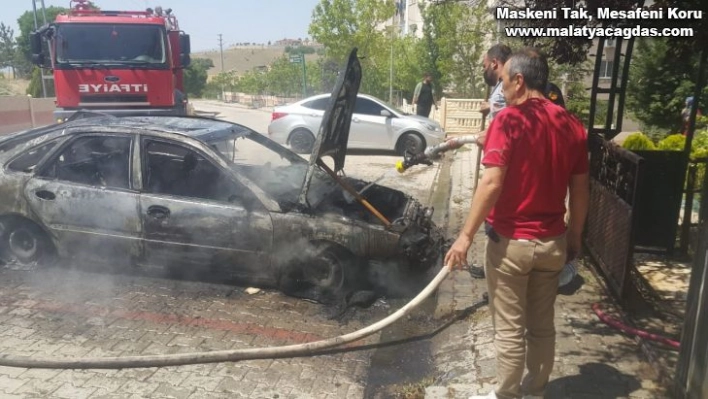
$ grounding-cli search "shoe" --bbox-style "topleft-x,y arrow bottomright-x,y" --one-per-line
469,391 -> 497,399
468,264 -> 485,279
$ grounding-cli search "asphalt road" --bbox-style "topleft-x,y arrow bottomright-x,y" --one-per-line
0,101 -> 445,398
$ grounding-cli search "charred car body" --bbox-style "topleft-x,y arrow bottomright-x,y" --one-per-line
0,49 -> 443,302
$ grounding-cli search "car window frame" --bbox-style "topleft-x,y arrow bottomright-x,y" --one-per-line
354,97 -> 386,116
302,97 -> 330,111
34,132 -> 136,191
139,136 -> 260,207
5,136 -> 65,174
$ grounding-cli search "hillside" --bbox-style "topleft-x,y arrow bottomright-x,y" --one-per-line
193,45 -> 321,77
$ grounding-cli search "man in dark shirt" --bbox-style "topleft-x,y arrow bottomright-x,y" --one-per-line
412,72 -> 437,118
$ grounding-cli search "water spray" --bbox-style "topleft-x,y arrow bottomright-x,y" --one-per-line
395,134 -> 481,173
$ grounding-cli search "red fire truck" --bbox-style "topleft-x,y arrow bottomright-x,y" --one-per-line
30,0 -> 192,122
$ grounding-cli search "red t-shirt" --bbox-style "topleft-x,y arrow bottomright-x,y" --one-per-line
482,97 -> 589,239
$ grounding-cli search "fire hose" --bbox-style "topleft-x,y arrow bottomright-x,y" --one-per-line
592,303 -> 680,350
0,265 -> 452,369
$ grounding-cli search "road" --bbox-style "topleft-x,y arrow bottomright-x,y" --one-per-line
0,101 -> 445,398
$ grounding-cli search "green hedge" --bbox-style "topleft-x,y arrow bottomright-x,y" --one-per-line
622,130 -> 708,160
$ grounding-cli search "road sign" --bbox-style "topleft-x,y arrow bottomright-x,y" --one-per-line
288,54 -> 307,97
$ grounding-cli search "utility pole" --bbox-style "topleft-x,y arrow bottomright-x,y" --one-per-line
218,34 -> 225,72
218,34 -> 225,101
31,0 -> 47,98
389,25 -> 394,104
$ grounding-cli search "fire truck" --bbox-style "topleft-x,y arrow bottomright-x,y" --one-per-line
30,0 -> 192,122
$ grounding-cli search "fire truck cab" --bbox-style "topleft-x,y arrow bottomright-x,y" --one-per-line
30,0 -> 191,122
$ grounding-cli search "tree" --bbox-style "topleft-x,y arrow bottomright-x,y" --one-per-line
16,7 -> 68,63
0,23 -> 17,77
627,38 -> 708,135
492,0 -> 637,65
415,1 -> 493,98
317,58 -> 340,94
183,58 -> 213,98
14,7 -> 69,82
309,0 -> 396,98
27,66 -> 54,97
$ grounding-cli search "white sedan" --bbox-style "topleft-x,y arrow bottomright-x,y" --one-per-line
267,93 -> 445,154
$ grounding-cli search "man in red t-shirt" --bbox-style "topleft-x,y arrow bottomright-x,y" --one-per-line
444,48 -> 589,399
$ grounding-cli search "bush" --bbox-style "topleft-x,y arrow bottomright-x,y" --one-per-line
622,132 -> 656,151
657,134 -> 686,151
691,129 -> 708,160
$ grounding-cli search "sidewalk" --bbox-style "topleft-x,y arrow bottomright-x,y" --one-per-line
425,148 -> 669,398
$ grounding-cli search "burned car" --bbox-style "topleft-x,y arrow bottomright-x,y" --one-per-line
0,49 -> 443,303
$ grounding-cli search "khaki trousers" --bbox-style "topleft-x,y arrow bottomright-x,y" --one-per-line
484,231 -> 566,399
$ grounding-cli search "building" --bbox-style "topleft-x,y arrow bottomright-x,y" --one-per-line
379,0 -> 427,37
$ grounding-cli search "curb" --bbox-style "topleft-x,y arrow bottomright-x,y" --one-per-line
425,148 -> 493,398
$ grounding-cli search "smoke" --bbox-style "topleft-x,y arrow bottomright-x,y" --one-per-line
367,259 -> 440,299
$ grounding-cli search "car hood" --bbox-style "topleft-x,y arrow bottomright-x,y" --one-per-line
297,48 -> 361,206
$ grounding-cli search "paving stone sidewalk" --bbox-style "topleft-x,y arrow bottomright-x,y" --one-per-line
426,147 -> 669,398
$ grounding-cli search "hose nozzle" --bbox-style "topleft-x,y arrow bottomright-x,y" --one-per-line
396,151 -> 432,173
395,134 -> 479,174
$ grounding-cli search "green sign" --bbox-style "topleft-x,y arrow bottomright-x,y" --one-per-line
289,54 -> 307,97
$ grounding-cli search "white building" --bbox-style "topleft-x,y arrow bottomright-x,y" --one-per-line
378,0 -> 427,37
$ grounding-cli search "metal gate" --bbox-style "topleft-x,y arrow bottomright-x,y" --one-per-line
583,29 -> 642,299
675,224 -> 708,398
584,134 -> 644,298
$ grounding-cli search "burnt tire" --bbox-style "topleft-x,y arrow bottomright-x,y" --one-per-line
397,132 -> 425,155
279,244 -> 362,304
0,219 -> 55,267
289,129 -> 316,154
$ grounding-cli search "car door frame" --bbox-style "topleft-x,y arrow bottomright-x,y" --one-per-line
134,132 -> 276,283
350,96 -> 395,149
297,96 -> 329,142
26,128 -> 142,267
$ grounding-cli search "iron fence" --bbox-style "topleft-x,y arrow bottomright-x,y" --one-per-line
584,133 -> 644,298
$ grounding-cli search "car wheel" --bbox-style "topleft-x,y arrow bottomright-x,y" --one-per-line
0,219 -> 55,267
279,243 -> 362,303
289,129 -> 316,154
397,133 -> 425,155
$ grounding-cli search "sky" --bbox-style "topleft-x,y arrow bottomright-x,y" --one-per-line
2,0 -> 322,52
